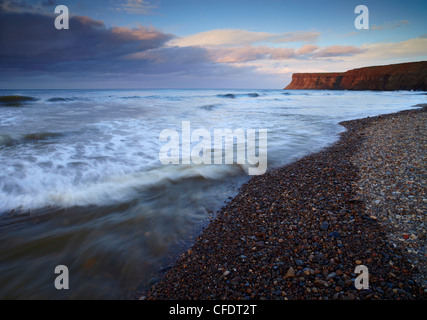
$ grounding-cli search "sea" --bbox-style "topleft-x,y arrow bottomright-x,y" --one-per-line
0,89 -> 425,299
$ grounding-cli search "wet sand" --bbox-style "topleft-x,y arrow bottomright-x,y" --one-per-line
141,105 -> 427,300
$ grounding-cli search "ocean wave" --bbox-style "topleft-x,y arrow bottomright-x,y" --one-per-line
217,93 -> 260,99
0,163 -> 246,213
141,95 -> 163,99
47,97 -> 75,102
0,134 -> 18,147
217,93 -> 236,99
0,95 -> 38,106
281,92 -> 311,96
121,96 -> 143,99
21,132 -> 63,141
0,132 -> 63,148
47,97 -> 91,102
199,104 -> 218,111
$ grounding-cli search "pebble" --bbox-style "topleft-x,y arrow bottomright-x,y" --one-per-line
295,260 -> 304,266
351,107 -> 427,291
328,231 -> 341,238
255,241 -> 265,247
343,293 -> 356,300
303,268 -> 314,276
142,107 -> 427,301
326,272 -> 337,280
284,267 -> 296,279
320,222 -> 330,231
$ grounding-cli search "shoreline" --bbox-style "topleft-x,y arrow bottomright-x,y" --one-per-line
141,105 -> 427,300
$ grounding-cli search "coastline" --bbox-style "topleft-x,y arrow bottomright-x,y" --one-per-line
141,105 -> 427,300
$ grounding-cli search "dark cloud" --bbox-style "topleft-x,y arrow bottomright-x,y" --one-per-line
126,45 -> 211,65
0,0 -> 57,13
0,10 -> 257,88
41,0 -> 57,7
0,10 -> 174,75
0,0 -> 34,13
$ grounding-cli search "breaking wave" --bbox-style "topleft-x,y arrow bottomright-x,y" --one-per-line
217,93 -> 260,99
47,97 -> 76,102
0,163 -> 246,213
199,104 -> 218,111
0,95 -> 38,106
0,132 -> 63,148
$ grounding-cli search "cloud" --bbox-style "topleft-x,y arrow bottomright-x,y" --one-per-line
165,29 -> 366,65
0,0 -> 37,13
295,44 -> 319,55
358,37 -> 427,60
312,45 -> 366,58
371,20 -> 409,30
272,31 -> 320,43
208,46 -> 295,63
168,29 -> 271,47
0,9 -> 263,88
0,0 -> 57,14
168,29 -> 320,47
280,37 -> 427,78
125,45 -> 210,66
111,25 -> 171,41
41,0 -> 57,7
0,10 -> 174,74
205,44 -> 366,64
1,6 -> 425,89
114,0 -> 158,15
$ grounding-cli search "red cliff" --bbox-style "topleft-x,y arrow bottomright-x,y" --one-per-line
285,61 -> 427,91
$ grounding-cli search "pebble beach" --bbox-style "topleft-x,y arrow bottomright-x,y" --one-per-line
142,105 -> 427,300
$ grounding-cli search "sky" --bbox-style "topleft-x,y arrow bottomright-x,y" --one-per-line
0,0 -> 426,89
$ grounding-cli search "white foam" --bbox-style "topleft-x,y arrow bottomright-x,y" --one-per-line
0,161 -> 246,211
1,89 -> 425,213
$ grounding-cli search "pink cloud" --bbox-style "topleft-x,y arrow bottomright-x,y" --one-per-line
206,44 -> 365,64
209,46 -> 296,63
295,44 -> 319,55
272,32 -> 320,43
312,45 -> 366,58
169,29 -> 320,47
111,25 -> 173,41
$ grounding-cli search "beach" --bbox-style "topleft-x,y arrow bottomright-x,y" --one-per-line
2,0 -> 427,303
143,105 -> 427,300
1,90 -> 426,299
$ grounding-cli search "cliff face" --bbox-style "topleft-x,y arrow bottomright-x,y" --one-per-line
285,61 -> 427,91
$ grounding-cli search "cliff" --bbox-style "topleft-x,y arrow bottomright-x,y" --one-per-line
285,61 -> 427,91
